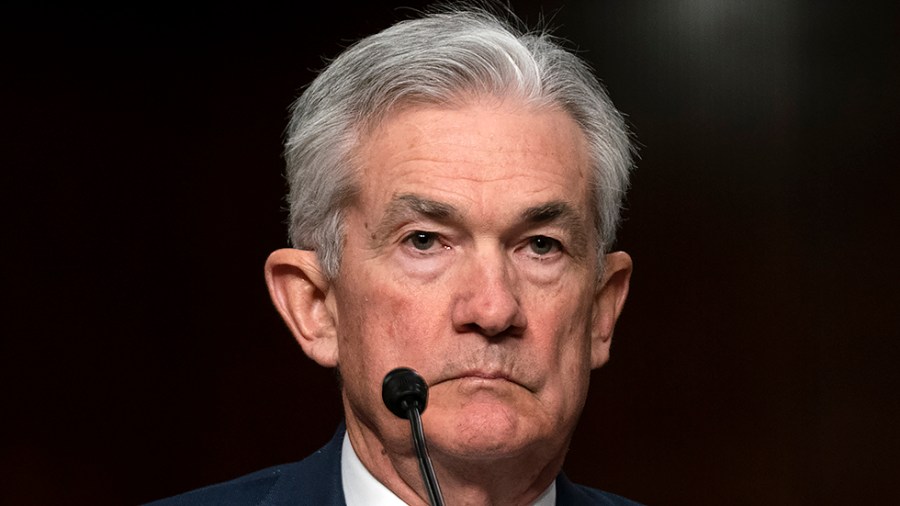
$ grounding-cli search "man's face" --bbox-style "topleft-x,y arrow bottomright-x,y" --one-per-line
330,99 -> 613,463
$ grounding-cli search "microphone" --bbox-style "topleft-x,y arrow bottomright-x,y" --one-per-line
382,367 -> 429,418
382,368 -> 445,506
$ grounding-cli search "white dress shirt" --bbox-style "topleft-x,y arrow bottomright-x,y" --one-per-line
341,432 -> 556,505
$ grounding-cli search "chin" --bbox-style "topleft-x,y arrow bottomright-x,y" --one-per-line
425,399 -> 547,461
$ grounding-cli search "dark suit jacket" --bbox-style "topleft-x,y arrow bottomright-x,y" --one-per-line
148,426 -> 643,505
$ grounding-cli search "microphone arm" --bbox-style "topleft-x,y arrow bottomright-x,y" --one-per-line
382,367 -> 445,506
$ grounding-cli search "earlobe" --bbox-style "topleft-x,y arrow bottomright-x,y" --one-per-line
590,251 -> 633,369
264,248 -> 339,367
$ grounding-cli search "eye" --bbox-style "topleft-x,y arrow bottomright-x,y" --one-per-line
528,235 -> 561,256
406,231 -> 438,251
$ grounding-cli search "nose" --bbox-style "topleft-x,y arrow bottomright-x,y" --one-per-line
451,249 -> 527,338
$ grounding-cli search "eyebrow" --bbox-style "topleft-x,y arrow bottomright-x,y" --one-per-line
389,194 -> 460,221
522,201 -> 579,224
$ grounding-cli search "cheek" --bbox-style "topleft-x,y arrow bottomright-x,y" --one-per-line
528,281 -> 593,336
532,307 -> 593,424
527,291 -> 595,378
335,276 -> 445,374
384,291 -> 437,353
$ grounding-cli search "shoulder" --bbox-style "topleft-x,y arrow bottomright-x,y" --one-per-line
145,428 -> 345,506
144,463 -> 292,506
555,474 -> 645,506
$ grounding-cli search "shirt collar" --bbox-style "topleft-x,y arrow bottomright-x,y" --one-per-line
340,431 -> 556,505
342,432 -> 406,505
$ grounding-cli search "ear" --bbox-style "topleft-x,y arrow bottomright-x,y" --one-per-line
264,248 -> 339,367
590,251 -> 633,369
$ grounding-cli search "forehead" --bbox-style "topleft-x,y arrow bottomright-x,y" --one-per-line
353,100 -> 592,221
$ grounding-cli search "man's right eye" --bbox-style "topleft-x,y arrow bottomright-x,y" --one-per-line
405,231 -> 437,251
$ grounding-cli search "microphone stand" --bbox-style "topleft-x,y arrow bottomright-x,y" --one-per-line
406,401 -> 444,506
382,368 -> 445,506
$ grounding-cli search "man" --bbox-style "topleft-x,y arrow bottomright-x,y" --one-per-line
151,5 -> 638,505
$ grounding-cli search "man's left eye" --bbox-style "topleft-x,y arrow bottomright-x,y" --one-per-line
529,236 -> 561,255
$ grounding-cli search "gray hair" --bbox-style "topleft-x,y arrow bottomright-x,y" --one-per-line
284,7 -> 634,279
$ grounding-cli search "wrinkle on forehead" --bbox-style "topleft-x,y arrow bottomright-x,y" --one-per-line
357,98 -> 589,177
352,99 -> 594,247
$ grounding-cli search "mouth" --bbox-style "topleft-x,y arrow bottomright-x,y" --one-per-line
459,371 -> 510,381
434,369 -> 533,392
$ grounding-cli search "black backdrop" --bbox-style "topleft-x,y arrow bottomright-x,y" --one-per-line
4,2 -> 899,504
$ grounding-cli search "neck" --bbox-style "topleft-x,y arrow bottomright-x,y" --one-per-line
345,416 -> 564,506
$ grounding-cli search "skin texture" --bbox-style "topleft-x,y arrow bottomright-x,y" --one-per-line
265,98 -> 632,505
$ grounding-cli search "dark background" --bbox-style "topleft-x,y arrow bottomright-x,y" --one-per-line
3,1 -> 899,504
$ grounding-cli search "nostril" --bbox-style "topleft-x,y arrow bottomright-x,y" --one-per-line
458,322 -> 515,339
455,302 -> 527,339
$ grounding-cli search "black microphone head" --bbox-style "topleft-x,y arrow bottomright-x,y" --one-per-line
382,367 -> 429,419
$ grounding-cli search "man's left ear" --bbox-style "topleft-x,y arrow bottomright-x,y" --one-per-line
590,251 -> 633,369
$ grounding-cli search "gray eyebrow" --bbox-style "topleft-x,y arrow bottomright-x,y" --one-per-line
522,201 -> 577,223
389,194 -> 460,221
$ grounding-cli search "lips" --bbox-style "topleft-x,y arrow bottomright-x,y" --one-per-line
456,370 -> 510,381
432,368 -> 535,392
